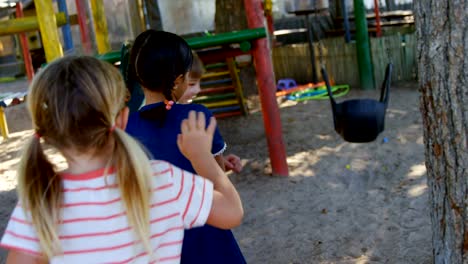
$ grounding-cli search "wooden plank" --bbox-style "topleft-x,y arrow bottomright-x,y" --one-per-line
192,93 -> 236,103
198,86 -> 235,95
272,33 -> 417,89
335,10 -> 413,21
226,57 -> 248,115
214,111 -> 242,119
203,99 -> 238,108
90,0 -> 110,54
35,0 -> 63,62
0,12 -> 67,36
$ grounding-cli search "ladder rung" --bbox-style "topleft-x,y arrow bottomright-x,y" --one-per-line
198,86 -> 235,95
203,99 -> 239,108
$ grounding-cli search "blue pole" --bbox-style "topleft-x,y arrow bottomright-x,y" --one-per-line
57,0 -> 74,52
342,0 -> 351,43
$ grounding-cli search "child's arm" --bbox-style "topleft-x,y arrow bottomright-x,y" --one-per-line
6,251 -> 47,264
177,111 -> 243,229
223,154 -> 243,173
215,155 -> 226,171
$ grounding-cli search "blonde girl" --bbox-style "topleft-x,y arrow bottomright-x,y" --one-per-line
1,56 -> 243,263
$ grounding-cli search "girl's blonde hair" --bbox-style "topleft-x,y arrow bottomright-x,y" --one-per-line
18,56 -> 153,258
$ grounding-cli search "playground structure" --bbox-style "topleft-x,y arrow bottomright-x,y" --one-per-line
0,0 -> 290,176
0,0 -> 415,175
0,0 -> 111,140
194,57 -> 249,119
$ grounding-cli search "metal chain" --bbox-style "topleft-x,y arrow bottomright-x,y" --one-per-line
313,0 -> 325,68
385,35 -> 392,63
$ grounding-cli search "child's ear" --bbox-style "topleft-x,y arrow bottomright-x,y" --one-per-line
174,74 -> 185,88
115,107 -> 130,130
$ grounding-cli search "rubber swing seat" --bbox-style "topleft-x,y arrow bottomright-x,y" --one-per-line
322,63 -> 393,143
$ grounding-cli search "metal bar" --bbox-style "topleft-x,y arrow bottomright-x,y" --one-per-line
57,0 -> 74,52
75,0 -> 92,54
15,2 -> 34,81
90,0 -> 110,54
187,28 -> 266,49
304,14 -> 318,83
244,0 -> 289,176
353,0 -> 375,90
34,0 -> 63,62
0,107 -> 8,139
341,0 -> 351,43
374,0 -> 382,37
0,12 -> 66,36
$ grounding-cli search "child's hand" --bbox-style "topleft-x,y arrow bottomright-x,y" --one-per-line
223,154 -> 243,173
177,111 -> 216,161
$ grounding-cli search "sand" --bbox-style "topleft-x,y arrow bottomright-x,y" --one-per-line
0,81 -> 431,263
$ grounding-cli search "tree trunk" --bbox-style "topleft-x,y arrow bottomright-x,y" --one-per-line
414,1 -> 468,263
215,0 -> 248,33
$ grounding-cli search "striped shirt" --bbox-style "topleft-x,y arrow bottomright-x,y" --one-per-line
1,160 -> 213,263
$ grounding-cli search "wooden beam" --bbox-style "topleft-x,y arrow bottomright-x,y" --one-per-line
90,0 -> 111,54
34,0 -> 63,62
0,12 -> 67,36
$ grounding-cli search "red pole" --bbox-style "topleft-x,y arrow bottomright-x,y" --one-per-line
244,0 -> 289,176
15,2 -> 34,81
75,0 -> 92,54
374,0 -> 382,37
263,0 -> 274,36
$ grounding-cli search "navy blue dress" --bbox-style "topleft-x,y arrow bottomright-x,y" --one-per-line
126,102 -> 246,264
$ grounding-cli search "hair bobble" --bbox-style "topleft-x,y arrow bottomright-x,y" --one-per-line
34,131 -> 42,139
164,100 -> 174,110
109,125 -> 116,133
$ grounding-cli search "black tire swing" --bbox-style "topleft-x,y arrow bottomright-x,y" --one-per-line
321,64 -> 393,143
310,3 -> 393,143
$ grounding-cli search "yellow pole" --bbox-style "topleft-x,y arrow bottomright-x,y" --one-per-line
0,13 -> 67,36
90,0 -> 110,54
34,0 -> 63,62
0,107 -> 9,139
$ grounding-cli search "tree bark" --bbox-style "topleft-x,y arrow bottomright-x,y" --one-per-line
215,0 -> 248,33
414,1 -> 468,263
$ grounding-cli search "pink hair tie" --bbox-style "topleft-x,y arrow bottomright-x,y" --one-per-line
109,125 -> 116,133
34,131 -> 41,139
164,100 -> 174,110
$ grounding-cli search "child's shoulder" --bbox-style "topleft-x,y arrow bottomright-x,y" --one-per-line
149,159 -> 172,173
176,103 -> 212,115
148,160 -> 176,183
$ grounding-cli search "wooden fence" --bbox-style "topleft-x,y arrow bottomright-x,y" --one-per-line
272,33 -> 417,88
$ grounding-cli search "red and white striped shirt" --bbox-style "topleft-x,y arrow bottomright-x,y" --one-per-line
1,160 -> 213,263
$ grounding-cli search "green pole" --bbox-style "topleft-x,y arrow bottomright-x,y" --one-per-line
353,0 -> 374,90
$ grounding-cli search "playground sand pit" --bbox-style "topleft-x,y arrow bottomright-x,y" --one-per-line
0,81 -> 431,263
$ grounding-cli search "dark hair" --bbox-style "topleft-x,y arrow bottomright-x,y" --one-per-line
130,30 -> 193,125
130,30 -> 193,101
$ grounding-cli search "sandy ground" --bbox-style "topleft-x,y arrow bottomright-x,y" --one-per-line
0,80 -> 431,263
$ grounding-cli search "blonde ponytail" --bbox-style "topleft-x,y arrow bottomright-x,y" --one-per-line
112,128 -> 153,255
20,56 -> 156,259
17,137 -> 62,258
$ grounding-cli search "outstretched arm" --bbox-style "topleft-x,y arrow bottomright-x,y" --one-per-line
177,111 -> 243,229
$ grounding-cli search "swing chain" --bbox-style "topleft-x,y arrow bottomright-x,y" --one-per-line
314,0 -> 326,69
385,36 -> 392,63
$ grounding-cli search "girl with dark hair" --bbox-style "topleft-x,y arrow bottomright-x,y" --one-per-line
126,30 -> 247,264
